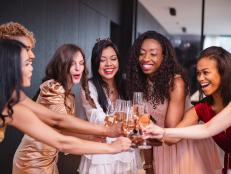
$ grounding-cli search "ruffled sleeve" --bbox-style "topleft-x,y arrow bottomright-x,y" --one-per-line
37,79 -> 75,115
80,81 -> 106,124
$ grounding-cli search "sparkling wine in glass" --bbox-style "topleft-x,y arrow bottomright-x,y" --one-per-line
138,102 -> 152,149
114,99 -> 127,124
122,101 -> 133,135
132,92 -> 144,119
104,102 -> 115,127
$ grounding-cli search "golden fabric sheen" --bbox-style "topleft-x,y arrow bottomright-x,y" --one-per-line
13,80 -> 75,174
0,125 -> 6,143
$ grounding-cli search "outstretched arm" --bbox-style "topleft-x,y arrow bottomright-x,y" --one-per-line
144,102 -> 231,140
19,92 -> 120,137
166,102 -> 231,139
163,107 -> 199,144
6,103 -> 130,155
159,77 -> 196,144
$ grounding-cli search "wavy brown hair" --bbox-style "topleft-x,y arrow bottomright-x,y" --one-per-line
197,46 -> 231,106
126,31 -> 189,108
34,44 -> 95,108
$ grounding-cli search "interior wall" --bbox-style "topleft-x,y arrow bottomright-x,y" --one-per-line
0,0 -> 123,173
136,2 -> 169,37
136,2 -> 200,94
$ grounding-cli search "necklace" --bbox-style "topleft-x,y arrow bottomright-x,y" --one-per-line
107,88 -> 118,102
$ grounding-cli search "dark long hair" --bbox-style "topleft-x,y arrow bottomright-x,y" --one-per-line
197,46 -> 231,106
126,31 -> 189,108
34,44 -> 95,107
0,39 -> 26,126
90,39 -> 124,112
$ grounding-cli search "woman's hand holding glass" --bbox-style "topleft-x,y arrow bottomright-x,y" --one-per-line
142,122 -> 165,140
104,100 -> 128,137
110,136 -> 132,153
104,99 -> 126,126
103,97 -> 156,148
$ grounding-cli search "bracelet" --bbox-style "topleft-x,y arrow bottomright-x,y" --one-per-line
143,163 -> 153,170
161,128 -> 166,143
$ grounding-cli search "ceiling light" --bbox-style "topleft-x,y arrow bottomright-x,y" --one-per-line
182,27 -> 187,33
169,7 -> 176,16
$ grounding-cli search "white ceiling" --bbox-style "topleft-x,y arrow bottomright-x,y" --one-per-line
139,0 -> 231,35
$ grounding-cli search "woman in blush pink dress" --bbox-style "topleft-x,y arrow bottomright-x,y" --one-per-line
125,31 -> 222,174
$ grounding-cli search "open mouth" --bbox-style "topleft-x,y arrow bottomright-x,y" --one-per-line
141,63 -> 154,71
104,68 -> 114,74
73,74 -> 81,80
201,82 -> 210,89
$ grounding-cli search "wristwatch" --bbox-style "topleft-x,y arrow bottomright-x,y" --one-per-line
143,163 -> 153,170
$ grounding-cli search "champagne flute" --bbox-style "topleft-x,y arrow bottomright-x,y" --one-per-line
114,99 -> 126,124
122,100 -> 135,137
133,92 -> 143,105
132,92 -> 144,119
104,102 -> 115,126
138,101 -> 152,149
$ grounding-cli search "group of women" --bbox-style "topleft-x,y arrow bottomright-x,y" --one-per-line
1,21 -> 231,174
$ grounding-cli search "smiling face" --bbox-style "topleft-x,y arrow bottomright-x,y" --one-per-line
98,46 -> 119,82
69,51 -> 85,85
21,48 -> 33,87
139,39 -> 163,76
196,57 -> 221,96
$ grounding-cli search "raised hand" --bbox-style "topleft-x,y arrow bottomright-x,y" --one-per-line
110,136 -> 132,153
105,123 -> 123,137
142,122 -> 165,139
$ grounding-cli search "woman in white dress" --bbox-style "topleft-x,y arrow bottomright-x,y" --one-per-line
78,39 -> 140,174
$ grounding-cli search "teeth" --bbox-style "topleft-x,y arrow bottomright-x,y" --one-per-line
201,83 -> 209,88
142,64 -> 153,69
105,69 -> 113,72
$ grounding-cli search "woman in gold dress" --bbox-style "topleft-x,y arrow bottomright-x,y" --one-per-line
13,43 -> 97,174
0,22 -> 129,143
0,39 -> 131,172
0,21 -> 130,144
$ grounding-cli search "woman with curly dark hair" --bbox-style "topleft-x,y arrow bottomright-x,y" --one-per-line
126,31 -> 222,174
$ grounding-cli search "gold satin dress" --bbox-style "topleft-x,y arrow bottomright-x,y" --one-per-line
0,125 -> 6,143
13,80 -> 75,174
0,113 -> 6,143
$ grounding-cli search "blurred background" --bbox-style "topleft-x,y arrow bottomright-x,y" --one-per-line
0,0 -> 230,173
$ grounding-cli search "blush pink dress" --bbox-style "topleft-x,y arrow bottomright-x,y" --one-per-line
147,97 -> 222,174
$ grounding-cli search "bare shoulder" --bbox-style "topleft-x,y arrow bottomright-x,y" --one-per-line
172,75 -> 185,90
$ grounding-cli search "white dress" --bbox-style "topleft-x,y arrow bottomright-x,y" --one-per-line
78,81 -> 141,174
